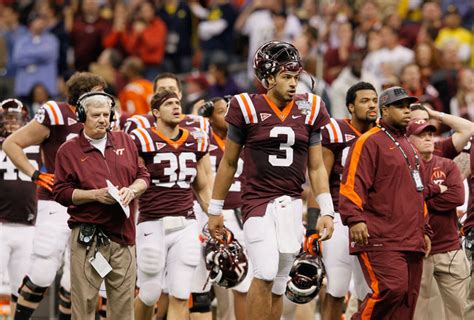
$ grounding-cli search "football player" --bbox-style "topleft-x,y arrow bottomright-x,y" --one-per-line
131,89 -> 211,320
3,72 -> 107,320
0,99 -> 40,318
317,82 -> 377,319
208,41 -> 334,319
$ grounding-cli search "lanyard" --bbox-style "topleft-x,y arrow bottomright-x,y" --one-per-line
378,125 -> 420,171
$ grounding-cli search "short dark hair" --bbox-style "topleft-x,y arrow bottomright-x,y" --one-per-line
410,103 -> 428,112
152,73 -> 182,93
345,82 -> 376,109
66,72 -> 107,106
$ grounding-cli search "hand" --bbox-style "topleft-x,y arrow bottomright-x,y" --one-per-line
424,234 -> 431,257
31,170 -> 54,192
208,214 -> 224,240
316,215 -> 334,240
133,21 -> 146,33
304,229 -> 322,257
439,184 -> 448,193
350,222 -> 369,245
95,188 -> 117,205
119,187 -> 135,207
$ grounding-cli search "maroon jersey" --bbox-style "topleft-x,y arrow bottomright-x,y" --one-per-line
131,127 -> 209,222
34,101 -> 83,200
423,155 -> 464,254
209,131 -> 243,209
225,93 -> 330,221
321,118 -> 363,209
0,145 -> 40,225
124,113 -> 209,134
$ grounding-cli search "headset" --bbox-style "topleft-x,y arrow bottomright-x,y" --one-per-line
76,91 -> 116,123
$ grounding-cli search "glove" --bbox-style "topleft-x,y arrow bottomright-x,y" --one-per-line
31,170 -> 54,192
466,228 -> 474,253
304,229 -> 322,257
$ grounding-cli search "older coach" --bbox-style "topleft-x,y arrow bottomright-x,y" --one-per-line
53,92 -> 149,320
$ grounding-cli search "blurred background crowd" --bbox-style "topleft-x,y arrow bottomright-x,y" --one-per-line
0,0 -> 473,125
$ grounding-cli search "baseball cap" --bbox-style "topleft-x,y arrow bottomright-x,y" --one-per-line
406,119 -> 437,137
378,86 -> 418,108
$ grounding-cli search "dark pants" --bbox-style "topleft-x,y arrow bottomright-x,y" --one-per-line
352,251 -> 424,320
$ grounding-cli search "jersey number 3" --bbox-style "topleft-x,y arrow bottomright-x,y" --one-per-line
269,127 -> 295,167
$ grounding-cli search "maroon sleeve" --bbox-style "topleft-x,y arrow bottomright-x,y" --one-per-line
427,161 -> 464,211
434,137 -> 458,160
53,141 -> 78,207
464,147 -> 474,234
225,96 -> 246,129
424,220 -> 434,239
125,133 -> 150,187
312,98 -> 331,132
339,134 -> 377,226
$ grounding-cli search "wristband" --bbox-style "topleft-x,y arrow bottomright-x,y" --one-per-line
315,192 -> 335,218
208,199 -> 224,216
31,170 -> 40,181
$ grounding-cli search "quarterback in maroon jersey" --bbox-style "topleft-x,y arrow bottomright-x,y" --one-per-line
3,72 -> 107,319
208,41 -> 334,319
0,99 -> 40,318
132,89 -> 211,320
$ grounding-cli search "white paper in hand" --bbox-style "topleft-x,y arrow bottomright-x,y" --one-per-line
106,179 -> 130,218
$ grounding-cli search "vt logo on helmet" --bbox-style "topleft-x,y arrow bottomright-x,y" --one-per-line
202,227 -> 249,289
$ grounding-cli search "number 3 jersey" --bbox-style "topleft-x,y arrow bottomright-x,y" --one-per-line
131,127 -> 209,223
0,144 -> 41,225
225,93 -> 330,220
34,101 -> 83,200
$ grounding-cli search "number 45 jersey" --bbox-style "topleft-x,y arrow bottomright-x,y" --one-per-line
131,127 -> 209,223
225,93 -> 330,220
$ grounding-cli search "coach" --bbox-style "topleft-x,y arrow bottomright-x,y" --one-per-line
53,92 -> 149,320
339,87 -> 432,319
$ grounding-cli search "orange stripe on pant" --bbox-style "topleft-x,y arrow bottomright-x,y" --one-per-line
359,252 -> 380,319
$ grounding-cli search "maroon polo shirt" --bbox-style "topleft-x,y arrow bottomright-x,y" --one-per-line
53,130 -> 150,245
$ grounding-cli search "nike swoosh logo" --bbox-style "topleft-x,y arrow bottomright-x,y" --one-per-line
185,143 -> 194,147
49,212 -> 56,215
144,232 -> 153,237
292,115 -> 302,119
185,121 -> 194,125
81,156 -> 89,162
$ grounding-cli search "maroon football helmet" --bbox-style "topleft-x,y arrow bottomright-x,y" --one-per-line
0,99 -> 29,141
253,41 -> 303,83
203,228 -> 249,288
285,252 -> 325,304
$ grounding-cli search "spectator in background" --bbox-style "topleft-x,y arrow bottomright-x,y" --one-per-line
27,83 -> 50,117
13,12 -> 59,99
363,24 -> 414,84
37,1 -> 69,80
450,68 -> 474,121
435,5 -> 472,64
158,0 -> 194,74
124,1 -> 167,80
119,57 -> 153,116
234,0 -> 302,81
414,41 -> 441,83
353,1 -> 381,49
102,2 -> 129,57
68,0 -> 110,72
323,21 -> 355,84
89,48 -> 124,94
0,5 -> 28,98
330,50 -> 380,118
400,63 -> 443,112
195,0 -> 237,70
207,58 -> 242,98
184,72 -> 208,115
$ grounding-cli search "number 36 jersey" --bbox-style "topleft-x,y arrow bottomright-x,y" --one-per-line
225,93 -> 330,221
131,127 -> 209,223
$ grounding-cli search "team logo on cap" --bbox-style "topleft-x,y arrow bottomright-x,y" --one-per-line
380,94 -> 388,105
393,88 -> 407,96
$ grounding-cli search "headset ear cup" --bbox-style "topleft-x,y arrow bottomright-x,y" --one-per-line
76,103 -> 85,123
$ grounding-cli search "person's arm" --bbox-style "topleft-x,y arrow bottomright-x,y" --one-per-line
427,162 -> 465,211
3,120 -> 50,177
306,146 -> 335,227
308,144 -> 334,240
234,1 -> 257,33
453,152 -> 471,179
427,108 -> 474,153
192,154 -> 212,213
208,139 -> 242,238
